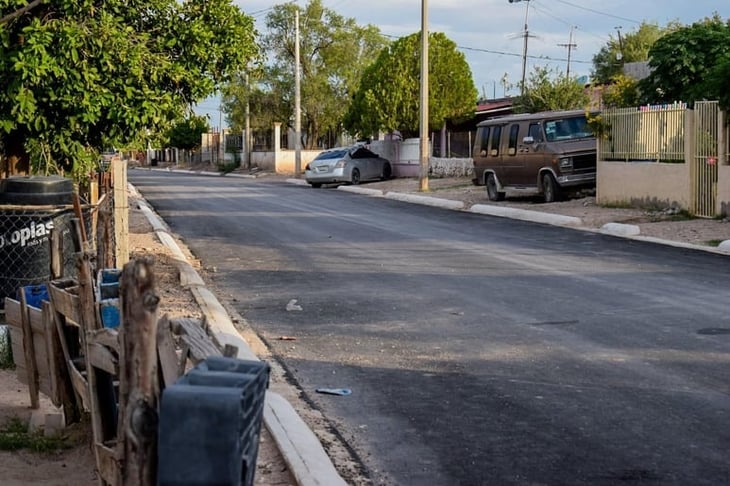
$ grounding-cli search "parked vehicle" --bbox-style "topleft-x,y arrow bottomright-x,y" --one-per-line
472,110 -> 597,202
305,146 -> 392,188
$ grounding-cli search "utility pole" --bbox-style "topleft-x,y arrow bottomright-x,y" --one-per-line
294,8 -> 302,177
509,0 -> 533,96
558,26 -> 577,78
614,26 -> 625,66
245,73 -> 251,169
418,0 -> 429,192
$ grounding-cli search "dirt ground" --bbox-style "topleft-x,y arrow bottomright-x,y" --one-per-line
0,191 -> 295,485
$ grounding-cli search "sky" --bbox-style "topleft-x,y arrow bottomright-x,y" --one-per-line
195,0 -> 730,129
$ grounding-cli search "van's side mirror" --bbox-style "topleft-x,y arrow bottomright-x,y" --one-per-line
523,136 -> 535,145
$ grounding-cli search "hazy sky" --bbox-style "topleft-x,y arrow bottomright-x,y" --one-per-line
196,0 -> 730,127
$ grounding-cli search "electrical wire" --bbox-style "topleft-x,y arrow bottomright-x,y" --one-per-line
552,0 -> 640,25
382,33 -> 592,64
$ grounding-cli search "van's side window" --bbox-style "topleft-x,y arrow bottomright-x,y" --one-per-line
477,127 -> 491,155
490,126 -> 502,156
528,123 -> 543,142
508,124 -> 520,155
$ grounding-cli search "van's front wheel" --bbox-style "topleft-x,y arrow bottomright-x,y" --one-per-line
541,173 -> 560,203
486,174 -> 505,201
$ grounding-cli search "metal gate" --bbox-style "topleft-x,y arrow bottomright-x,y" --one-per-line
691,101 -> 720,217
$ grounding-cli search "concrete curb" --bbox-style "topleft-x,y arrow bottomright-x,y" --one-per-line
130,183 -> 345,486
600,222 -> 641,237
287,178 -> 309,186
337,186 -> 384,197
264,392 -> 348,486
385,191 -> 465,210
470,204 -> 583,227
143,167 -> 257,179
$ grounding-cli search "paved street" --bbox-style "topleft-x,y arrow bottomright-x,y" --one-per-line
130,170 -> 730,486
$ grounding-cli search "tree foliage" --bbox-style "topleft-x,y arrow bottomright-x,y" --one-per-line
591,22 -> 676,84
0,0 -> 257,178
345,32 -> 477,139
513,66 -> 589,114
165,115 -> 209,151
223,0 -> 386,149
639,15 -> 730,107
601,74 -> 640,108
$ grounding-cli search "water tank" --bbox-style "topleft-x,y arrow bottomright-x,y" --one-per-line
0,176 -> 75,307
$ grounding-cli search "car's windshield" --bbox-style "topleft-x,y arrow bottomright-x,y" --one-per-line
314,149 -> 348,161
543,116 -> 593,141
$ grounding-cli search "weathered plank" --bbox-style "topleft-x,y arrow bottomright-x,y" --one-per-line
48,281 -> 81,325
95,442 -> 120,486
88,328 -> 120,353
20,290 -> 40,409
87,343 -> 118,376
170,317 -> 221,364
156,315 -> 180,389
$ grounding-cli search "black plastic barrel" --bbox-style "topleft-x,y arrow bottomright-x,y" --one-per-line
0,176 -> 75,308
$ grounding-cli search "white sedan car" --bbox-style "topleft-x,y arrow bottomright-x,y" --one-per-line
304,146 -> 392,188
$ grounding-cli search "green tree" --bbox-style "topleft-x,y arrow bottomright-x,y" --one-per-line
166,116 -> 209,151
513,66 -> 589,113
639,15 -> 730,106
345,32 -> 477,138
223,0 -> 386,149
0,0 -> 257,179
222,68 -> 293,133
602,74 -> 640,108
591,22 -> 676,84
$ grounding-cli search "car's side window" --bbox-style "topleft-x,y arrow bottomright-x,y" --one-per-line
476,127 -> 490,156
490,126 -> 502,156
508,124 -> 520,156
528,123 -> 543,142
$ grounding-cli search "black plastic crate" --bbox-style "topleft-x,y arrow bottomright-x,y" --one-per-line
158,357 -> 270,486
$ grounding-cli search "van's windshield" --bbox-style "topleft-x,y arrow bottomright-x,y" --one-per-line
543,115 -> 593,142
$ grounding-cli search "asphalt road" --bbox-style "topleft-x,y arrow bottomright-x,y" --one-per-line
130,170 -> 730,486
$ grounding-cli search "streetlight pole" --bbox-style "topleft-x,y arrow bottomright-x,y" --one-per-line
419,0 -> 429,192
509,0 -> 531,96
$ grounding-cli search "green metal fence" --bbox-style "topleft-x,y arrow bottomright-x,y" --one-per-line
600,103 -> 687,163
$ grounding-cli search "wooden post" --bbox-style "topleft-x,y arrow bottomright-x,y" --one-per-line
117,258 -> 160,486
112,159 -> 129,268
49,227 -> 63,280
19,290 -> 40,409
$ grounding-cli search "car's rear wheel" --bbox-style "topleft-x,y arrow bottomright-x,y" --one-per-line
381,163 -> 392,181
486,173 -> 505,201
310,182 -> 322,188
350,168 -> 361,185
542,172 -> 560,203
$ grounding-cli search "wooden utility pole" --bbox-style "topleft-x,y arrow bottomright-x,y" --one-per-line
558,26 -> 577,77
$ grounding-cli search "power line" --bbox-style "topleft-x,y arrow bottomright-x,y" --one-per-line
382,33 -> 592,64
552,0 -> 640,25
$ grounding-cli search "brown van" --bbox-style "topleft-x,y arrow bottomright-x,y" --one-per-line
472,110 -> 596,202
